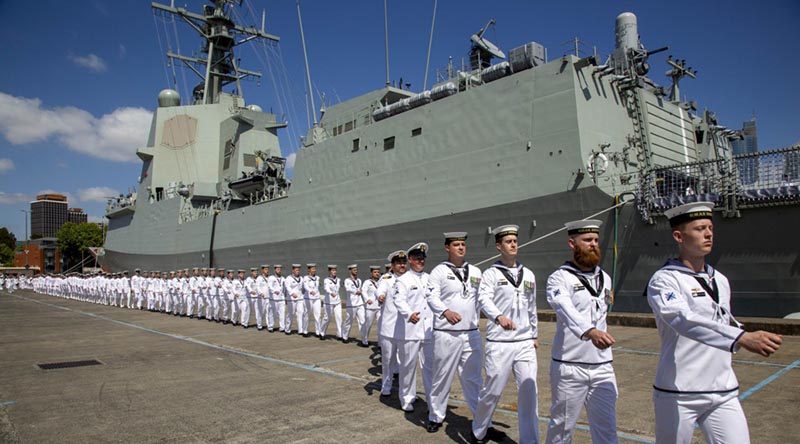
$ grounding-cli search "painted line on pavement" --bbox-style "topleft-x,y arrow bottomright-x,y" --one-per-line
739,358 -> 800,401
0,400 -> 16,408
16,293 -> 658,443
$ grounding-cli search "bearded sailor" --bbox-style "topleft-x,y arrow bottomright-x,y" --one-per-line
647,202 -> 782,444
267,265 -> 285,332
545,220 -> 618,444
303,263 -> 322,337
255,265 -> 271,330
343,264 -> 365,344
283,264 -> 305,335
360,265 -> 382,346
472,224 -> 540,444
321,265 -> 343,340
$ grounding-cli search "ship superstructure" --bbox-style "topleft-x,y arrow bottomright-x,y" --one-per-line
103,3 -> 800,317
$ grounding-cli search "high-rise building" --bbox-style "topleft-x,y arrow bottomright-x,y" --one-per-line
68,208 -> 88,224
731,118 -> 759,184
30,194 -> 68,238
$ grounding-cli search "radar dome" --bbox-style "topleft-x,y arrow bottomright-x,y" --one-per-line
158,89 -> 181,107
247,104 -> 263,112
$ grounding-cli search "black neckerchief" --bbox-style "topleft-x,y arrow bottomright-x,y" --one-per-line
693,276 -> 719,304
292,276 -> 301,284
444,261 -> 470,294
350,277 -> 361,288
493,262 -> 523,288
562,262 -> 603,298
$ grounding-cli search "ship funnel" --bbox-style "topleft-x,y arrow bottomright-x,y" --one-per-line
158,89 -> 181,107
615,12 -> 638,52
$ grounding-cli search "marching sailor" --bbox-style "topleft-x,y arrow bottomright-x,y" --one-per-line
391,242 -> 434,412
647,202 -> 782,444
255,265 -> 271,331
472,224 -> 540,444
267,265 -> 285,332
223,270 -> 237,324
321,265 -> 343,340
242,268 -> 257,328
377,250 -> 407,397
545,220 -> 618,444
343,264 -> 365,344
360,265 -> 383,346
284,264 -> 305,335
303,263 -> 322,337
425,232 -> 485,433
188,268 -> 199,318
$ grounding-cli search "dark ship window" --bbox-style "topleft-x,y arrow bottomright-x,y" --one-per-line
412,127 -> 422,137
332,126 -> 338,136
383,136 -> 395,150
345,121 -> 354,132
337,124 -> 343,135
352,138 -> 360,152
243,154 -> 257,167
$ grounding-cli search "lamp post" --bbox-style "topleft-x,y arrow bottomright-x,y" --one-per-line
20,209 -> 29,268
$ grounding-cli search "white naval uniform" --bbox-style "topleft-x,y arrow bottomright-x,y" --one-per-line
377,272 -> 401,395
360,278 -> 381,345
242,276 -> 256,327
343,276 -> 365,341
233,278 -> 247,325
647,259 -> 749,444
254,275 -> 269,329
204,275 -> 215,319
321,276 -> 342,338
545,262 -> 618,444
303,275 -> 322,335
188,276 -> 199,316
222,278 -> 235,322
284,275 -> 305,333
425,261 -> 485,424
211,276 -> 223,320
472,261 -> 540,444
391,269 -> 434,411
267,275 -> 285,331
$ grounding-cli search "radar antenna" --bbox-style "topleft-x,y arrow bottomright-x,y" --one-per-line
469,19 -> 505,70
665,55 -> 697,102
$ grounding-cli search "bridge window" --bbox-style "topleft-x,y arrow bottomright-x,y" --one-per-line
383,136 -> 395,151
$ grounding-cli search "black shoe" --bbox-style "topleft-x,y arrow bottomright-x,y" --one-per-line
243,325 -> 249,329
379,392 -> 391,399
357,342 -> 369,348
426,420 -> 442,433
268,328 -> 274,333
470,432 -> 486,444
486,427 -> 507,441
257,327 -> 263,331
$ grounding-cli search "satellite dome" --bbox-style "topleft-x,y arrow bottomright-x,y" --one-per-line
158,89 -> 181,107
247,104 -> 263,112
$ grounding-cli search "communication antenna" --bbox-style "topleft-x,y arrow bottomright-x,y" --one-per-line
384,0 -> 390,86
422,0 -> 438,90
469,19 -> 504,70
296,0 -> 317,125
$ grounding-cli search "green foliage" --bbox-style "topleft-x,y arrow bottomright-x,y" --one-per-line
56,222 -> 104,270
0,227 -> 16,251
0,243 -> 14,267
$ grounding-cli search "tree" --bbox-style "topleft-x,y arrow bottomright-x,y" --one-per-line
0,227 -> 17,266
57,222 -> 104,272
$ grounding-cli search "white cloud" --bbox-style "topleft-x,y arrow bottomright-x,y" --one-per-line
0,92 -> 152,162
78,186 -> 119,202
118,44 -> 127,59
286,152 -> 297,169
0,192 -> 31,205
68,53 -> 108,73
0,158 -> 13,173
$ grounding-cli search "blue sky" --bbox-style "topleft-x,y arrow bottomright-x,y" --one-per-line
1,0 -> 799,242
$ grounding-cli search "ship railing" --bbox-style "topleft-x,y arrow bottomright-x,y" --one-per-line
637,145 -> 800,221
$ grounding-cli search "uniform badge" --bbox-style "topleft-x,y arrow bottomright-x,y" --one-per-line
410,286 -> 418,290
605,288 -> 613,305
691,288 -> 706,298
665,291 -> 677,302
498,279 -> 508,286
470,276 -> 480,286
524,280 -> 533,291
447,275 -> 456,280
573,284 -> 585,291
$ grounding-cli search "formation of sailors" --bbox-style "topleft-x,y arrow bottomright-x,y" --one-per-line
0,274 -> 31,293
9,204 -> 785,444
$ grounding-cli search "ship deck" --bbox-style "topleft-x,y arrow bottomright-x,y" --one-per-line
1,289 -> 798,443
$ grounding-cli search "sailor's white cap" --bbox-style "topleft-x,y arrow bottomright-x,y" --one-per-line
192,267 -> 199,271
217,267 -> 225,271
273,264 -> 283,268
387,250 -> 407,263
565,219 -> 602,236
664,201 -> 714,227
369,265 -> 381,271
306,263 -> 317,268
384,263 -> 391,268
443,232 -> 468,243
328,264 -> 338,269
250,267 -> 257,271
260,264 -> 270,268
134,268 -> 141,272
347,264 -> 357,269
291,263 -> 301,268
407,242 -> 429,257
237,269 -> 246,273
492,224 -> 519,241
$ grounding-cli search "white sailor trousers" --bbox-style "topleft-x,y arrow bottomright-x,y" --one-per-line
428,329 -> 484,423
268,299 -> 285,330
253,297 -> 267,328
229,296 -> 239,322
546,361 -> 618,444
361,308 -> 380,344
239,297 -> 251,326
653,390 -> 749,444
306,298 -> 322,334
321,303 -> 342,337
472,340 -> 539,444
379,335 -> 399,395
291,296 -> 306,332
343,305 -> 365,340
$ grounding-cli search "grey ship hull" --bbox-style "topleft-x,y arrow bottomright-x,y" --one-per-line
102,185 -> 800,318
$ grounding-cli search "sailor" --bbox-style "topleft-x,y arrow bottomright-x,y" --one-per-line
205,267 -> 217,320
146,271 -> 157,311
213,267 -> 225,322
647,202 -> 782,444
472,224 -> 540,444
232,269 -> 246,327
224,270 -> 237,324
377,250 -> 406,397
302,263 -> 322,338
391,242 -> 434,412
254,265 -> 270,330
342,264 -> 365,344
360,265 -> 382,346
197,267 -> 208,319
545,220 -> 618,444
425,232 -> 486,433
188,268 -> 199,318
164,271 -> 175,314
242,268 -> 257,328
267,265 -> 285,332
171,270 -> 182,315
181,269 -> 191,316
283,264 -> 305,335
321,265 -> 343,340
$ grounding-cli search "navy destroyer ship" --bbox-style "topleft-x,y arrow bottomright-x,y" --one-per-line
102,1 -> 800,317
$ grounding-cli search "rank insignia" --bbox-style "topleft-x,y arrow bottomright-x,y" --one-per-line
498,279 -> 508,286
524,280 -> 533,290
470,276 -> 480,286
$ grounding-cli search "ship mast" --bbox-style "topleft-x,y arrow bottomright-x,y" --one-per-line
152,0 -> 280,105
